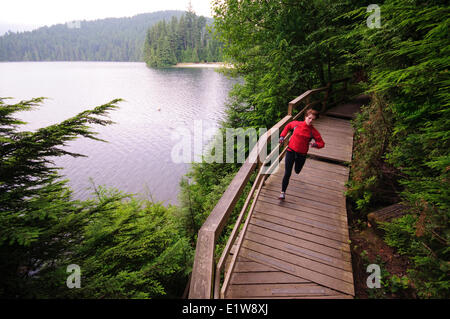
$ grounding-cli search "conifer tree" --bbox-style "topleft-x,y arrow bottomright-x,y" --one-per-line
143,12 -> 223,67
0,97 -> 121,296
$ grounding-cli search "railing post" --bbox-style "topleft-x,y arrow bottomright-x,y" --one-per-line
288,102 -> 294,116
189,229 -> 215,298
322,82 -> 332,113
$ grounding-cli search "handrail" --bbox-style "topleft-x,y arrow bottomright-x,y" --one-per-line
288,86 -> 329,115
219,172 -> 265,298
217,131 -> 294,298
188,78 -> 349,299
214,129 -> 293,298
188,116 -> 290,299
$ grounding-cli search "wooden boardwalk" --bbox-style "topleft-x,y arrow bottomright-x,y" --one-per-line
222,113 -> 355,298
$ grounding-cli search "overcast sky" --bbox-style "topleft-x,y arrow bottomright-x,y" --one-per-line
0,0 -> 214,27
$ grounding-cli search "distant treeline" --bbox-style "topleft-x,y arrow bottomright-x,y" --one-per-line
143,11 -> 223,67
0,11 -> 186,62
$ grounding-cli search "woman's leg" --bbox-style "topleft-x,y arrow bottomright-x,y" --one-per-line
282,150 -> 295,192
294,154 -> 306,174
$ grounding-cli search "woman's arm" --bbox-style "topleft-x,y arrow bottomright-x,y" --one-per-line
279,121 -> 295,143
280,122 -> 294,138
311,127 -> 325,148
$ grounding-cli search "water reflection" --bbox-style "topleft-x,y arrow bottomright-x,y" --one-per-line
0,62 -> 237,205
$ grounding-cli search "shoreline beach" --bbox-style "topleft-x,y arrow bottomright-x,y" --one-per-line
173,62 -> 233,69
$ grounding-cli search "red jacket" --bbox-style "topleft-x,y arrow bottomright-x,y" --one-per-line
280,121 -> 325,154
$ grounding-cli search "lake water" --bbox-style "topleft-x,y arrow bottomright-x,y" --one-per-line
0,62 -> 237,205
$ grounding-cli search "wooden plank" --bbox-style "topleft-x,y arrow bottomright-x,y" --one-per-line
303,115 -> 354,164
313,125 -> 353,135
303,160 -> 349,175
310,144 -> 352,154
263,180 -> 345,206
188,229 -> 215,298
265,173 -> 346,197
308,145 -> 352,155
282,172 -> 348,190
313,128 -> 353,137
281,162 -> 350,184
246,231 -> 352,272
319,115 -> 353,126
314,134 -> 353,144
314,123 -> 353,132
289,87 -> 328,109
308,140 -> 352,150
288,168 -> 348,187
221,175 -> 266,298
255,196 -> 347,234
327,103 -> 362,116
259,190 -> 344,216
315,118 -> 352,126
217,173 -> 265,297
240,246 -> 354,295
309,137 -> 352,148
273,161 -> 344,183
242,240 -> 353,285
262,183 -> 345,209
254,197 -> 347,227
307,151 -> 352,163
251,212 -> 350,250
230,271 -> 310,285
234,261 -> 281,273
204,160 -> 257,237
248,216 -> 350,258
227,283 -> 343,298
259,163 -> 350,219
269,176 -> 347,197
264,176 -> 345,204
313,131 -> 353,140
268,163 -> 347,182
314,125 -> 352,133
229,294 -> 353,299
313,129 -> 352,138
261,187 -> 345,214
248,223 -> 351,262
367,203 -> 408,225
257,194 -> 347,220
313,136 -> 353,146
316,120 -> 353,131
252,207 -> 349,242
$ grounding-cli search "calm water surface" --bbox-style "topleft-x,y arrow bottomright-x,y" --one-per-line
0,62 -> 236,205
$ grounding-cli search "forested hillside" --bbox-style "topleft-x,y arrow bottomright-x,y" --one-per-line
0,11 -> 185,61
143,11 -> 223,67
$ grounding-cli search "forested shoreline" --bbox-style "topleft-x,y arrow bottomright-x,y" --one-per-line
1,1 -> 448,299
0,11 -> 186,62
143,10 -> 223,67
0,10 -> 223,65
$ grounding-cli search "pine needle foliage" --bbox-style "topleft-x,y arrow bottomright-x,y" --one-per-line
0,97 -> 193,298
341,0 -> 449,297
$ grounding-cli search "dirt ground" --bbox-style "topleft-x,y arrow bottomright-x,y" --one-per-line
348,205 -> 416,298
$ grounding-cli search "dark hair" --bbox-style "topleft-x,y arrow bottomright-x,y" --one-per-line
305,108 -> 320,119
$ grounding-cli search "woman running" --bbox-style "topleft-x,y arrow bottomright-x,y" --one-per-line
278,108 -> 325,200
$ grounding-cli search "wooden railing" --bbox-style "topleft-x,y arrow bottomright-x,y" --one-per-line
188,78 -> 349,299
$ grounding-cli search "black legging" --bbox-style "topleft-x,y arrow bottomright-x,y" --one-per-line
282,150 -> 306,192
